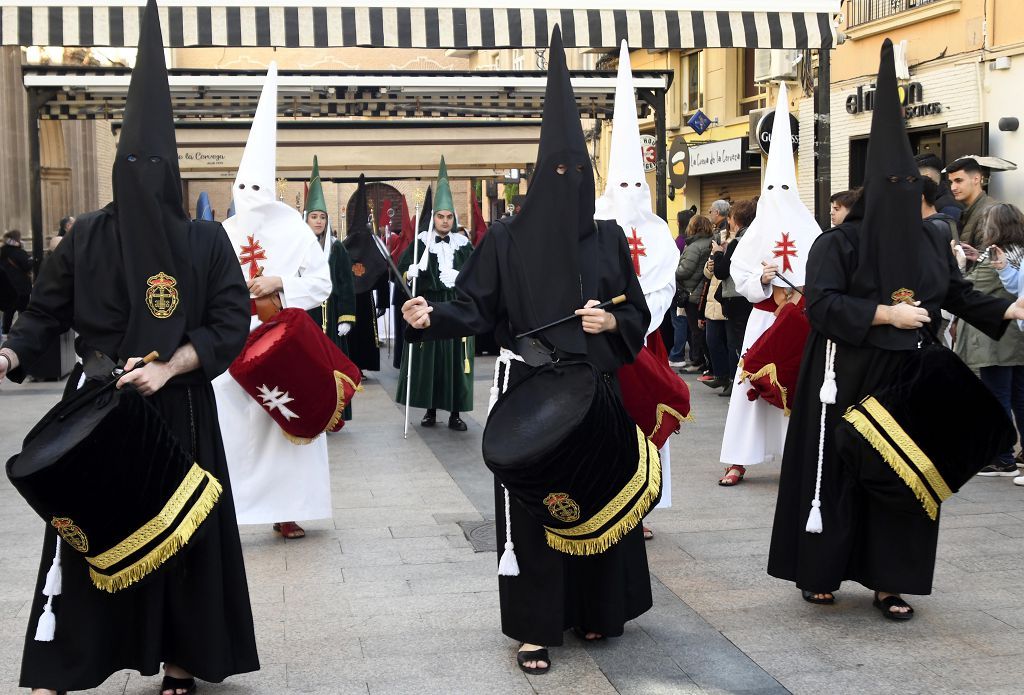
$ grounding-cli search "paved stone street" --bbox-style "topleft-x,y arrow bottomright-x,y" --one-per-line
2,353 -> 1023,694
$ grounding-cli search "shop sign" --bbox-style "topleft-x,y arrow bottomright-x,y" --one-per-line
688,138 -> 745,176
177,149 -> 228,166
755,111 -> 800,155
845,81 -> 942,119
640,134 -> 658,173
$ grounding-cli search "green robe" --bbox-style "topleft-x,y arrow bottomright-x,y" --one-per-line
308,236 -> 357,419
396,236 -> 475,412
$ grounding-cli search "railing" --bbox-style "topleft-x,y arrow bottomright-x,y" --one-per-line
846,0 -> 942,28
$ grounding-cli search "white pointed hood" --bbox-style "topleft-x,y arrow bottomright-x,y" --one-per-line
232,62 -> 279,214
594,41 -> 679,332
731,82 -> 820,288
223,61 -> 319,295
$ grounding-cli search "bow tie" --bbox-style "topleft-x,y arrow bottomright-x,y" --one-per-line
434,235 -> 450,244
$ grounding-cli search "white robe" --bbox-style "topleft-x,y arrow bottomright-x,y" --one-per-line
214,207 -> 334,524
719,261 -> 790,467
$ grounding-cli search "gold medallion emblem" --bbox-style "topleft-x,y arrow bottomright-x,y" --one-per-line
891,288 -> 915,305
51,517 -> 89,553
352,262 -> 366,278
543,492 -> 581,523
145,272 -> 180,319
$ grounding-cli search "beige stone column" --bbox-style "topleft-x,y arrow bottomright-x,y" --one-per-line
0,47 -> 31,243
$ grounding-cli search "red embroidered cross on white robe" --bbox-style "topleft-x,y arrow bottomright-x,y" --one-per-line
772,232 -> 798,274
239,235 -> 268,279
627,227 -> 647,276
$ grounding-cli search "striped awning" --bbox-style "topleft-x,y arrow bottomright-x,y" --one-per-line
2,2 -> 838,50
23,66 -> 672,120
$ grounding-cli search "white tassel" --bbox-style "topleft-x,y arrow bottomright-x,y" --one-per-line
819,370 -> 837,405
805,499 -> 823,533
498,540 -> 520,576
806,341 -> 836,535
34,601 -> 56,642
498,487 -> 520,576
491,351 -> 524,577
42,536 -> 62,597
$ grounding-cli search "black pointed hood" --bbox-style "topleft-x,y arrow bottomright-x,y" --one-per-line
342,175 -> 387,294
506,26 -> 593,354
849,38 -> 925,333
113,0 -> 188,361
417,186 -> 433,233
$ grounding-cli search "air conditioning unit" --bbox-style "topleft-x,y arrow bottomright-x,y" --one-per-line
753,49 -> 773,83
754,49 -> 801,83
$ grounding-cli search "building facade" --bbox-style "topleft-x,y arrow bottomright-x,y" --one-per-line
825,0 -> 1024,204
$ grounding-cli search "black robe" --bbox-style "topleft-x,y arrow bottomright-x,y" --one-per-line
767,221 -> 1009,596
409,219 -> 653,645
348,274 -> 388,372
3,214 -> 259,689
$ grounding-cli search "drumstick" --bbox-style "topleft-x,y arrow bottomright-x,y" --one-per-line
372,235 -> 412,300
515,295 -> 627,340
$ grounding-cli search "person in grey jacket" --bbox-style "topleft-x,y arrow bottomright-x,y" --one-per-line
675,215 -> 714,373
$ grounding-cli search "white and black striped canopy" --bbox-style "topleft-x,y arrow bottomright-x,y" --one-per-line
24,66 -> 672,121
2,2 -> 837,50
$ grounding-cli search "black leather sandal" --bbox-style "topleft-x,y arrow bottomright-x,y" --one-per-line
160,675 -> 197,695
517,645 -> 551,675
873,592 -> 914,621
802,590 -> 835,605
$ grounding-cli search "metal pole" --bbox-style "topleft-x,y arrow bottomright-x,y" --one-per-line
637,87 -> 669,222
814,47 -> 832,229
403,191 -> 425,439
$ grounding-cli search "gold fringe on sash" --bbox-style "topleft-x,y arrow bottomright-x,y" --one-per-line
543,428 -> 662,555
860,397 -> 953,501
842,407 -> 939,521
87,465 -> 223,592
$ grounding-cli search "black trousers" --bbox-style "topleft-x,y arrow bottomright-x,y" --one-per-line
2,294 -> 29,333
683,300 -> 707,367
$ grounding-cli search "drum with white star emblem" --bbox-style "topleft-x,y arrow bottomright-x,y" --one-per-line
229,308 -> 362,443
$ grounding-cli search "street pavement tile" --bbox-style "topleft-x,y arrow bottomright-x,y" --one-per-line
919,654 -> 1024,690
984,605 -> 1024,628
283,663 -> 369,695
387,522 -> 464,538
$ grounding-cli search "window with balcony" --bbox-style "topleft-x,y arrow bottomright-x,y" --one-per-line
847,0 -> 943,28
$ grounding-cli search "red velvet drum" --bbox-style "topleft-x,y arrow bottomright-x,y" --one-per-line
229,308 -> 361,442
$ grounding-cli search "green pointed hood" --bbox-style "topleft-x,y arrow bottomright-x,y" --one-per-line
433,156 -> 455,216
305,155 -> 327,215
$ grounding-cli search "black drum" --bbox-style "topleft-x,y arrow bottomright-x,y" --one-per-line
835,342 -> 1014,521
7,383 -> 222,592
482,361 -> 660,555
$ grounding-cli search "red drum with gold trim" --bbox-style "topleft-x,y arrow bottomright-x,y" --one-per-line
738,299 -> 810,416
229,308 -> 361,442
617,345 -> 692,449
